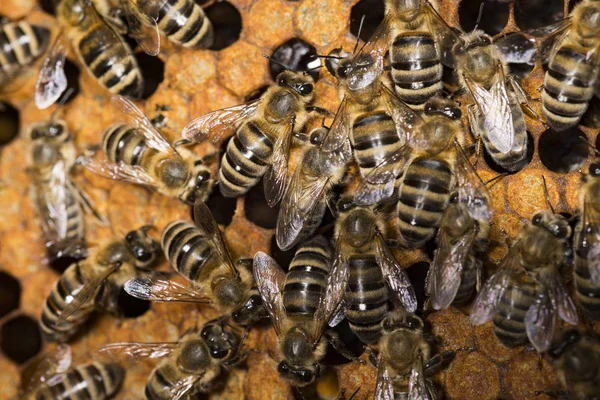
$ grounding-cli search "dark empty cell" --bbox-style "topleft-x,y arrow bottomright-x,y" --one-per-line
482,131 -> 535,174
49,254 -> 84,274
204,189 -> 238,226
458,1 -> 509,36
514,0 -> 564,30
323,318 -> 364,366
0,102 -> 20,146
350,0 -> 384,42
205,2 -> 242,51
269,236 -> 296,272
423,237 -> 437,261
244,182 -> 280,229
136,53 -> 165,99
244,85 -> 269,102
1,315 -> 42,364
596,133 -> 600,151
0,272 -> 20,319
39,0 -> 56,15
581,96 -> 600,129
117,288 -> 151,318
269,38 -> 320,81
539,127 -> 588,173
494,33 -> 535,81
56,59 -> 81,106
405,261 -> 430,313
296,367 -> 339,400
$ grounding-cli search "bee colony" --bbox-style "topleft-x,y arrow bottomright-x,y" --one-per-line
1,0 -> 599,398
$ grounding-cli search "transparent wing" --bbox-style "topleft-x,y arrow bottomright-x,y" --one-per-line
169,374 -> 202,400
35,31 -> 69,109
525,18 -> 572,63
543,268 -> 578,325
182,100 -> 260,143
44,160 -> 69,240
374,353 -> 395,400
121,0 -> 160,56
112,96 -> 178,157
425,1 -> 463,68
525,290 -> 556,353
580,196 -> 600,285
124,275 -> 211,303
78,154 -> 160,188
264,121 -> 294,207
381,84 -> 424,146
454,142 -> 492,222
98,341 -> 178,363
193,201 -> 238,277
355,14 -> 394,64
252,251 -> 286,336
23,344 -> 72,394
408,352 -> 430,400
320,97 -> 351,153
377,235 -> 417,312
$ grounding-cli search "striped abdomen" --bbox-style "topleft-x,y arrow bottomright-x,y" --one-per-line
452,256 -> 480,306
76,24 -> 143,98
151,0 -> 214,48
397,157 -> 452,248
574,226 -> 600,320
145,360 -> 197,400
390,32 -> 442,110
102,123 -> 153,167
0,21 -> 50,85
219,120 -> 274,198
542,46 -> 598,131
161,220 -> 217,283
283,236 -> 332,318
40,261 -> 95,342
30,362 -> 124,400
344,255 -> 387,344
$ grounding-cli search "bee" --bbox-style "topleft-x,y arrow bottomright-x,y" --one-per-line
99,317 -> 247,399
78,96 -> 214,205
573,159 -> 600,320
426,191 -> 491,310
124,201 -> 266,327
253,235 -> 351,387
35,0 -> 143,109
454,30 -> 530,172
375,311 -> 455,399
548,329 -> 600,400
40,226 -> 161,342
0,19 -> 50,88
22,344 -> 125,400
330,198 -> 417,345
276,125 -> 350,251
182,68 -> 327,207
471,210 -> 578,352
539,0 -> 600,131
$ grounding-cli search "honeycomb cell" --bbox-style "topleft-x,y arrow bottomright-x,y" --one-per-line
507,171 -> 560,218
269,38 -> 320,81
482,131 -> 535,174
445,351 -> 500,400
0,314 -> 42,364
56,59 -> 81,106
474,323 -> 521,362
337,354 -> 378,399
217,41 -> 266,97
504,352 -> 557,400
458,0 -> 509,36
244,182 -> 280,229
165,51 -> 217,95
538,127 -> 588,174
494,33 -> 536,81
269,235 -> 296,271
205,1 -> 242,51
136,53 -> 165,100
296,0 -> 348,48
205,189 -> 238,226
514,0 -> 564,30
0,102 -> 20,146
244,0 -> 295,48
349,0 -> 384,42
117,289 -> 152,318
0,271 -> 20,319
427,307 -> 475,351
405,261 -> 429,312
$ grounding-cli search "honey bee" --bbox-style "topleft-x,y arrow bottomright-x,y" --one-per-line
99,317 -> 247,399
40,226 -> 161,342
426,191 -> 490,310
124,201 -> 266,327
276,125 -> 350,251
548,329 -> 600,400
0,19 -> 50,88
182,69 -> 327,206
329,198 -> 417,345
78,96 -> 215,205
538,0 -> 600,131
35,0 -> 143,109
22,344 -> 125,400
471,210 -> 578,352
253,235 -> 352,387
454,30 -> 530,172
573,159 -> 600,320
374,310 -> 455,399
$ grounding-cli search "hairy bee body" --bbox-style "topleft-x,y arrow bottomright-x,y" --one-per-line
0,21 -> 50,86
26,362 -> 125,400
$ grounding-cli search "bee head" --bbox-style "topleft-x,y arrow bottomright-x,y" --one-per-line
589,161 -> 600,177
531,211 -> 571,240
200,320 -> 239,359
30,120 -> 68,141
324,48 -> 350,78
277,361 -> 320,387
181,164 -> 212,205
276,71 -> 315,99
454,30 -> 492,55
424,98 -> 462,120
279,328 -> 321,387
59,0 -> 91,25
231,292 -> 264,327
576,3 -> 600,37
125,226 -> 160,268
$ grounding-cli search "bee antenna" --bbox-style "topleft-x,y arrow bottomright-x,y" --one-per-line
49,88 -> 75,122
473,2 -> 485,32
484,173 -> 507,188
262,54 -> 294,72
579,136 -> 600,157
353,15 -> 366,54
541,175 -> 556,214
314,54 -> 344,60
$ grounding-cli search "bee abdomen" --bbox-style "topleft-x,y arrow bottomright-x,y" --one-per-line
0,21 -> 50,83
219,121 -> 273,198
102,124 -> 148,166
452,256 -> 480,306
574,254 -> 600,320
390,33 -> 442,109
161,220 -> 215,283
155,0 -> 214,49
145,363 -> 187,400
397,157 -> 451,248
492,282 -> 537,347
78,26 -> 143,99
345,256 -> 387,344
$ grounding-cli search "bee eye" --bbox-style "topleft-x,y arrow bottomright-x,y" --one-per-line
338,66 -> 349,79
278,362 -> 291,373
590,163 -> 600,177
278,77 -> 286,86
210,347 -> 229,359
532,214 -> 543,225
196,171 -> 210,186
299,369 -> 313,382
298,84 -> 313,95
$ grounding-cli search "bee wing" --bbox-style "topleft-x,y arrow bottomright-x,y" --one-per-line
263,120 -> 294,207
169,374 -> 202,400
355,13 -> 394,63
98,341 -> 178,363
182,100 -> 260,143
124,274 -> 212,304
543,267 -> 578,325
381,84 -> 423,144
35,31 -> 69,109
525,18 -> 572,63
454,142 -> 492,222
525,289 -> 556,353
22,344 -> 72,394
430,224 -> 476,310
425,1 -> 463,68
78,151 -> 161,187
193,201 -> 239,277
374,353 -> 395,400
377,235 -> 417,312
408,352 -> 429,400
253,251 -> 286,336
112,96 -> 178,157
320,97 -> 351,154
54,262 -> 122,328
43,160 -> 69,240
121,0 -> 161,56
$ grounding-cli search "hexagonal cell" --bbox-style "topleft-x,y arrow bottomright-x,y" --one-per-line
269,235 -> 295,272
268,38 -> 320,81
0,272 -> 20,319
459,0 -> 509,36
349,0 -> 384,42
117,289 -> 151,318
205,1 -> 242,50
539,127 -> 588,173
483,131 -> 535,174
244,181 -> 280,229
204,189 -> 238,227
405,261 -> 430,313
0,314 -> 42,364
57,59 -> 81,106
515,0 -> 564,30
0,102 -> 20,146
136,52 -> 165,100
494,33 -> 536,81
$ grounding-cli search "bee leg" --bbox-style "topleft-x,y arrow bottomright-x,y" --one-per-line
69,179 -> 109,226
423,350 -> 455,377
324,330 -> 365,364
363,346 -> 379,368
305,106 -> 332,117
336,387 -> 360,400
293,132 -> 311,142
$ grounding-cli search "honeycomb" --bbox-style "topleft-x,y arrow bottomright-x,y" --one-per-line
0,0 -> 599,399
